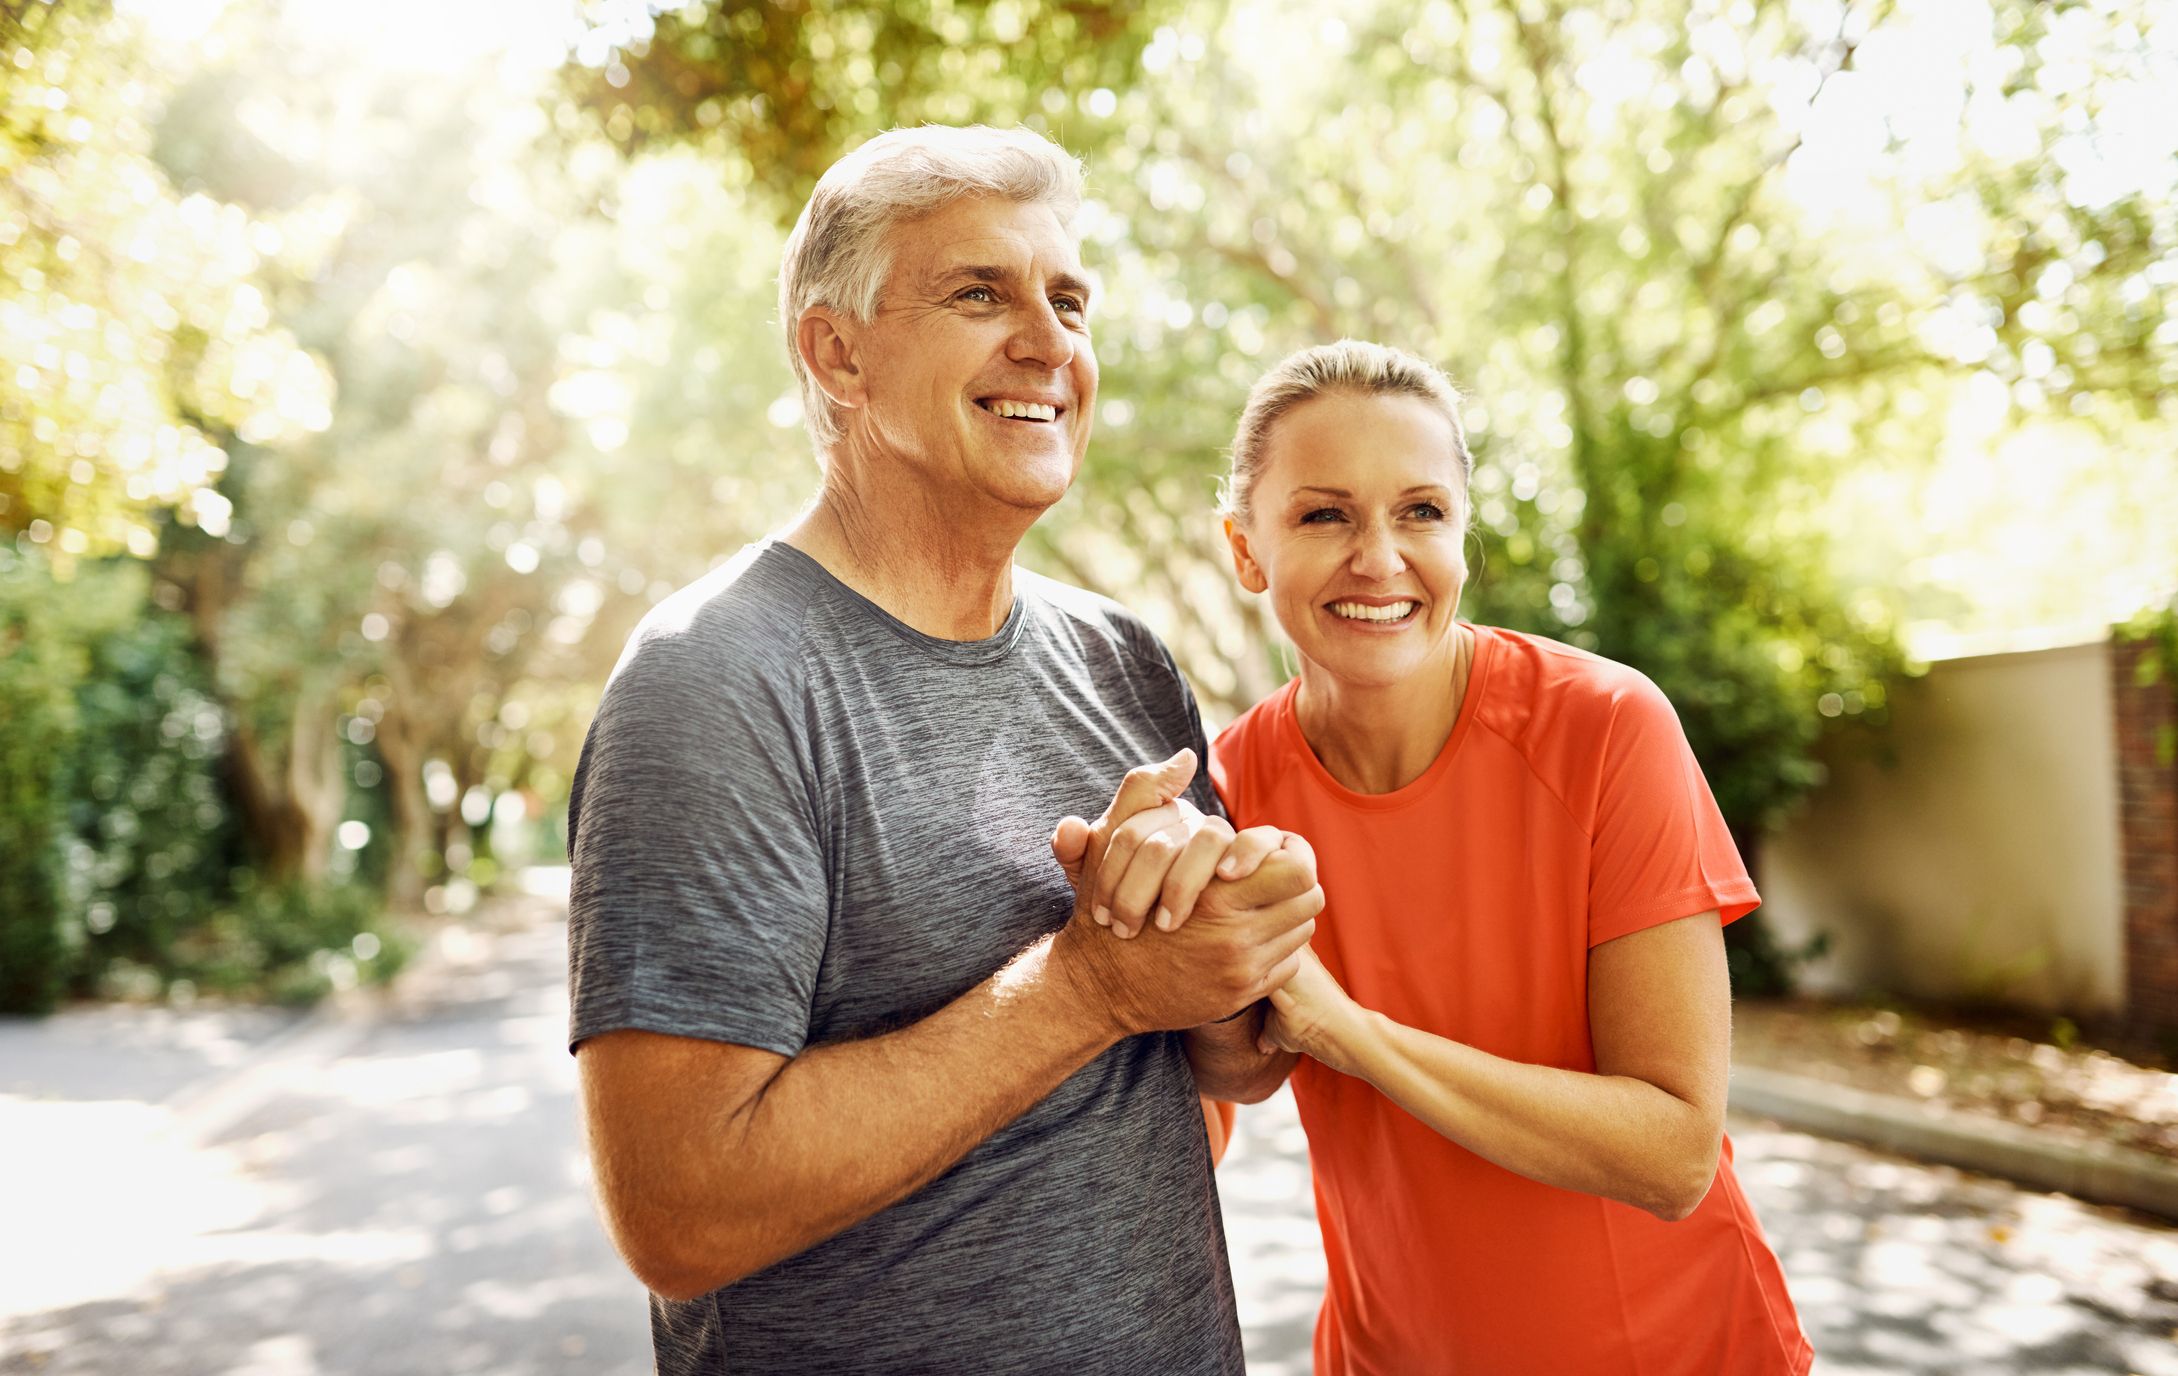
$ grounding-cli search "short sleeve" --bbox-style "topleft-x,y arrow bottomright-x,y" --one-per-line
1120,619 -> 1225,824
565,626 -> 829,1056
1585,674 -> 1760,947
1172,660 -> 1225,823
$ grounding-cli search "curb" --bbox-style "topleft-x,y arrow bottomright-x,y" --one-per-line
1729,1064 -> 2178,1222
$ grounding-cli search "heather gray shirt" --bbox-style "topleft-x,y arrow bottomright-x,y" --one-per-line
566,540 -> 1243,1375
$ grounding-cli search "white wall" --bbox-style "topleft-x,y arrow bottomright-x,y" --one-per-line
1758,640 -> 2125,1014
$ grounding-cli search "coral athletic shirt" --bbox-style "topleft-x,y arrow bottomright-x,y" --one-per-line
1211,624 -> 1812,1376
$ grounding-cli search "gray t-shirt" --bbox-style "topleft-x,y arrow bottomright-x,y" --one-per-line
566,540 -> 1244,1375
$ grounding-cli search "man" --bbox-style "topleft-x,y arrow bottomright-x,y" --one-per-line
566,124 -> 1321,1373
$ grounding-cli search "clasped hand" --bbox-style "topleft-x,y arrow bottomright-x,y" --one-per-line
1048,749 -> 1325,1035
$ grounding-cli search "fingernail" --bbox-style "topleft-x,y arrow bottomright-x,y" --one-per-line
1154,907 -> 1172,931
1094,907 -> 1109,926
1117,923 -> 1133,940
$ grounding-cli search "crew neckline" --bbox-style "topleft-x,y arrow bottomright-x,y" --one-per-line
1275,623 -> 1497,811
767,540 -> 1030,666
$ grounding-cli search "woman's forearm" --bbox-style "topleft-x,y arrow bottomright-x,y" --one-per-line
1342,1012 -> 1722,1220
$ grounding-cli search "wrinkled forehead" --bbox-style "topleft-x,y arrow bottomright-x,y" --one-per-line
884,198 -> 1093,294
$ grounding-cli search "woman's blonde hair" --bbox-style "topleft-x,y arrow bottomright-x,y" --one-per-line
1219,340 -> 1473,523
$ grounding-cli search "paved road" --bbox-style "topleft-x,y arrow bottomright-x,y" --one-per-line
5,897 -> 2176,1375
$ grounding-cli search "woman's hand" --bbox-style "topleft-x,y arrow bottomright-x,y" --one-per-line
1049,751 -> 1288,938
1258,945 -> 1370,1076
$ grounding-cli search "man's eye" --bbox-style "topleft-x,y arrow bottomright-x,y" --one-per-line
1052,295 -> 1084,315
960,286 -> 997,303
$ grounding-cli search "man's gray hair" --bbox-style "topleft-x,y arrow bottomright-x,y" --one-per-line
779,125 -> 1085,449
1219,340 -> 1474,524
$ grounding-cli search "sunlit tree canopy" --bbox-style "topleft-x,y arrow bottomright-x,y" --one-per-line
0,0 -> 2171,1005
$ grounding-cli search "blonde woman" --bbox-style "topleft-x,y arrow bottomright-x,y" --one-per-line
1183,341 -> 1811,1375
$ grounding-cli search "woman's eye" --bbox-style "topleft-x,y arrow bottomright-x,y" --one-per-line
1410,503 -> 1446,521
1300,508 -> 1344,525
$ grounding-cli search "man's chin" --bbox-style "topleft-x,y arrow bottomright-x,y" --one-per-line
973,452 -> 1080,513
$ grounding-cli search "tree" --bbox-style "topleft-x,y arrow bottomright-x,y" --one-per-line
584,0 -> 2174,989
569,0 -> 1170,206
0,0 -> 326,565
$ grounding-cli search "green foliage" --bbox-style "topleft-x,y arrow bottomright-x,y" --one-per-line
0,549 -> 232,1009
162,876 -> 411,1006
0,545 -> 401,1010
0,1 -> 328,562
2118,599 -> 2178,765
1724,918 -> 1831,1000
2,0 -> 2171,1012
0,546 -> 78,1012
572,0 -> 1172,206
59,560 -> 238,991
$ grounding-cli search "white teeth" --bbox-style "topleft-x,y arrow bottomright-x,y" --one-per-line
1330,601 -> 1417,622
987,400 -> 1057,421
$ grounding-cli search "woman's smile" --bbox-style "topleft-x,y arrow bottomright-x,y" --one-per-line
1325,598 -> 1422,628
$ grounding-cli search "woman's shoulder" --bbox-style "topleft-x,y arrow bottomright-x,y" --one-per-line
1471,624 -> 1671,746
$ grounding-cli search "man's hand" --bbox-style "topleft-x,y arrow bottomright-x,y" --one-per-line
1052,829 -> 1324,1036
1049,750 -> 1284,937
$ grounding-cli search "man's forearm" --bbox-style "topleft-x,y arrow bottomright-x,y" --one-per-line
634,935 -> 1120,1298
1183,1004 -> 1296,1103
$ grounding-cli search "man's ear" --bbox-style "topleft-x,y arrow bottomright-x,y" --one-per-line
1225,516 -> 1268,595
796,307 -> 868,413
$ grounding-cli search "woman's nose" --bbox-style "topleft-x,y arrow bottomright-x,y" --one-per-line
1350,523 -> 1406,579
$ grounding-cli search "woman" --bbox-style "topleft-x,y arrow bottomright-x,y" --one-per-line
1200,341 -> 1810,1374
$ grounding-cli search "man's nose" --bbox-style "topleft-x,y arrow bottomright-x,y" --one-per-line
1351,522 -> 1406,580
1006,298 -> 1076,370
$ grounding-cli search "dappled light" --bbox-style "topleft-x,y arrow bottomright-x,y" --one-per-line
4,0 -> 2177,1370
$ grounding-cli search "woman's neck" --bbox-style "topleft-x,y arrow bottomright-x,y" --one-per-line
1293,625 -> 1476,795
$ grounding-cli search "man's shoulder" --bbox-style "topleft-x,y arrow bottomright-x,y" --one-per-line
1015,567 -> 1174,674
606,541 -> 826,700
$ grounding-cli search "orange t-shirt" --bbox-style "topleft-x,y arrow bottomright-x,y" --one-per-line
1211,625 -> 1811,1376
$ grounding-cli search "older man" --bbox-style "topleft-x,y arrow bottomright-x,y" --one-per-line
566,125 -> 1320,1373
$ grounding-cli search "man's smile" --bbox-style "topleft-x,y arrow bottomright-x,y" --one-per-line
975,396 -> 1065,422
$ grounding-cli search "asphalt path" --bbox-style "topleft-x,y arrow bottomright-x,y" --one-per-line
5,895 -> 2176,1375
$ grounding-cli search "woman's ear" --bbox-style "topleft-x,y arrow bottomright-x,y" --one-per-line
1225,516 -> 1269,595
796,307 -> 868,413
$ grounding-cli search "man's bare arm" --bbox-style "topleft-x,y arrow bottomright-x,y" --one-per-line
580,934 -> 1114,1301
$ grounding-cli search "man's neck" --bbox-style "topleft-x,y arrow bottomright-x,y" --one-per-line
782,461 -> 1036,642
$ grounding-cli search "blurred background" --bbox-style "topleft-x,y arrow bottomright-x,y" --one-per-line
2,0 -> 2176,1372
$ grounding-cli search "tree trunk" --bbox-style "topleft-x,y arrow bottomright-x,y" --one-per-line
373,703 -> 432,909
224,694 -> 342,886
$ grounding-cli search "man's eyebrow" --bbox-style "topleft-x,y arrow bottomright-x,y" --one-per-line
1048,271 -> 1095,303
926,263 -> 1097,303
